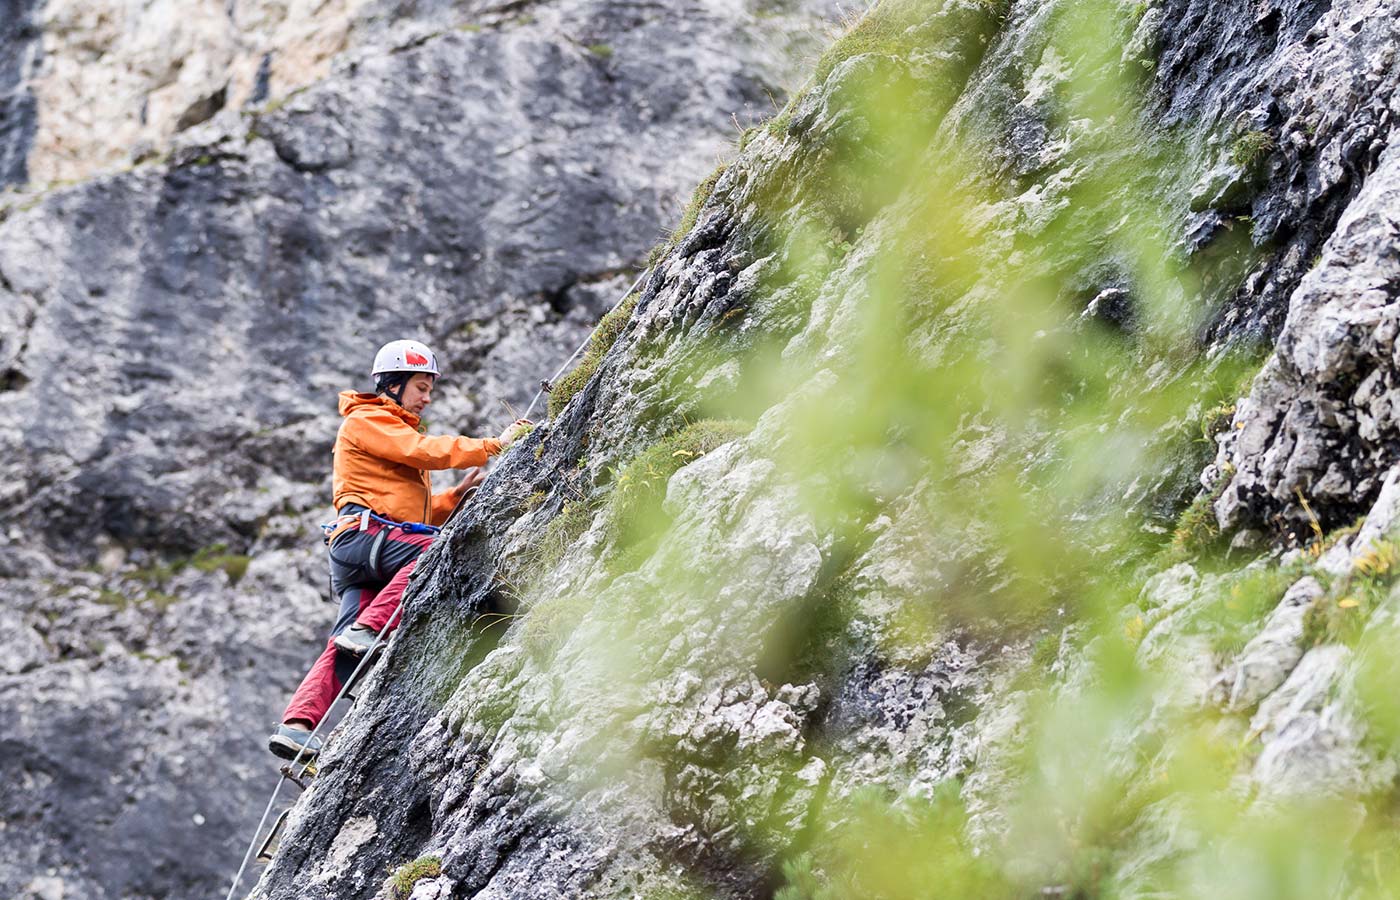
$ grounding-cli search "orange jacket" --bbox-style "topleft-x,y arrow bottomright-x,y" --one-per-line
332,391 -> 501,526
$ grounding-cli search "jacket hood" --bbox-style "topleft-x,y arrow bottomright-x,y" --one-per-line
337,390 -> 421,427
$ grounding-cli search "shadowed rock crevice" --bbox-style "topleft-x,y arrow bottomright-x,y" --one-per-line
0,0 -> 40,188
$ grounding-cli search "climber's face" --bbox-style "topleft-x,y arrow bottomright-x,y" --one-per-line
400,373 -> 435,416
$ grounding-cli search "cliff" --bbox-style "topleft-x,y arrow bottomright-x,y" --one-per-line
5,0 -> 1400,897
0,2 -> 840,898
246,0 -> 1400,897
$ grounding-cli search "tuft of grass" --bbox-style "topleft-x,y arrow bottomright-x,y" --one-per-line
1354,538 -> 1400,579
766,103 -> 797,140
1165,465 -> 1235,561
737,125 -> 762,153
635,161 -> 732,278
389,855 -> 442,900
604,419 -> 750,566
1031,630 -> 1062,670
1229,129 -> 1276,172
521,595 -> 592,661
1199,400 -> 1236,444
586,43 -> 613,59
527,499 -> 599,579
502,422 -> 536,454
1303,539 -> 1400,649
1302,591 -> 1370,649
548,293 -> 640,418
672,162 -> 727,242
190,544 -> 252,584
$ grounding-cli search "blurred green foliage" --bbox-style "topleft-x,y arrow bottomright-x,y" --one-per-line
443,0 -> 1400,895
605,419 -> 749,571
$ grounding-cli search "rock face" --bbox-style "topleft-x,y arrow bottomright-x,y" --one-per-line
9,0 -> 433,185
0,2 -> 841,899
0,0 -> 41,186
1214,135 -> 1400,537
6,0 -> 1400,897
245,0 -> 1400,898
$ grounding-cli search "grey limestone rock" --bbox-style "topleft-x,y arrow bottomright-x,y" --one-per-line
1247,645 -> 1387,800
6,0 -> 1400,896
1215,94 -> 1400,539
1209,575 -> 1324,712
0,0 -> 40,187
0,2 -> 843,898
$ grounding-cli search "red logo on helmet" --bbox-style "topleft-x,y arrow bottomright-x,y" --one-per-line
405,351 -> 429,366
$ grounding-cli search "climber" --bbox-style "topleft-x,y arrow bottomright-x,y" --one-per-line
268,339 -> 532,761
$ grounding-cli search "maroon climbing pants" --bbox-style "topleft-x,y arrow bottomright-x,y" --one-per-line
282,517 -> 434,727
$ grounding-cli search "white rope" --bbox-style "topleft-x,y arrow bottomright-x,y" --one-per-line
223,605 -> 403,900
521,269 -> 648,422
225,268 -> 648,899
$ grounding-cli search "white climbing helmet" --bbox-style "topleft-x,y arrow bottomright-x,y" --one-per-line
371,339 -> 441,377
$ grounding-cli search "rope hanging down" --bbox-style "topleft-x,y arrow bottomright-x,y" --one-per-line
224,269 -> 647,900
223,604 -> 403,900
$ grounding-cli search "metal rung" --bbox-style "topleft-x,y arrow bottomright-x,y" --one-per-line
256,809 -> 290,864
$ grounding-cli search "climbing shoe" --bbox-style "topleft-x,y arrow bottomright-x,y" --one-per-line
332,624 -> 380,657
268,724 -> 323,761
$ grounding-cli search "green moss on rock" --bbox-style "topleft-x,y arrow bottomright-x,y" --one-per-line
548,293 -> 640,418
389,855 -> 442,899
605,419 -> 749,565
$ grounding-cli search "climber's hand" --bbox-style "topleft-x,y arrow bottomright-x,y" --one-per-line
498,419 -> 533,450
454,467 -> 486,499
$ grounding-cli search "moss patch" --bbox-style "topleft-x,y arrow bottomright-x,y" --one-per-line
389,855 -> 442,900
129,543 -> 251,589
810,0 -> 928,87
604,419 -> 749,568
1229,129 -> 1276,172
547,293 -> 640,418
190,545 -> 252,583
